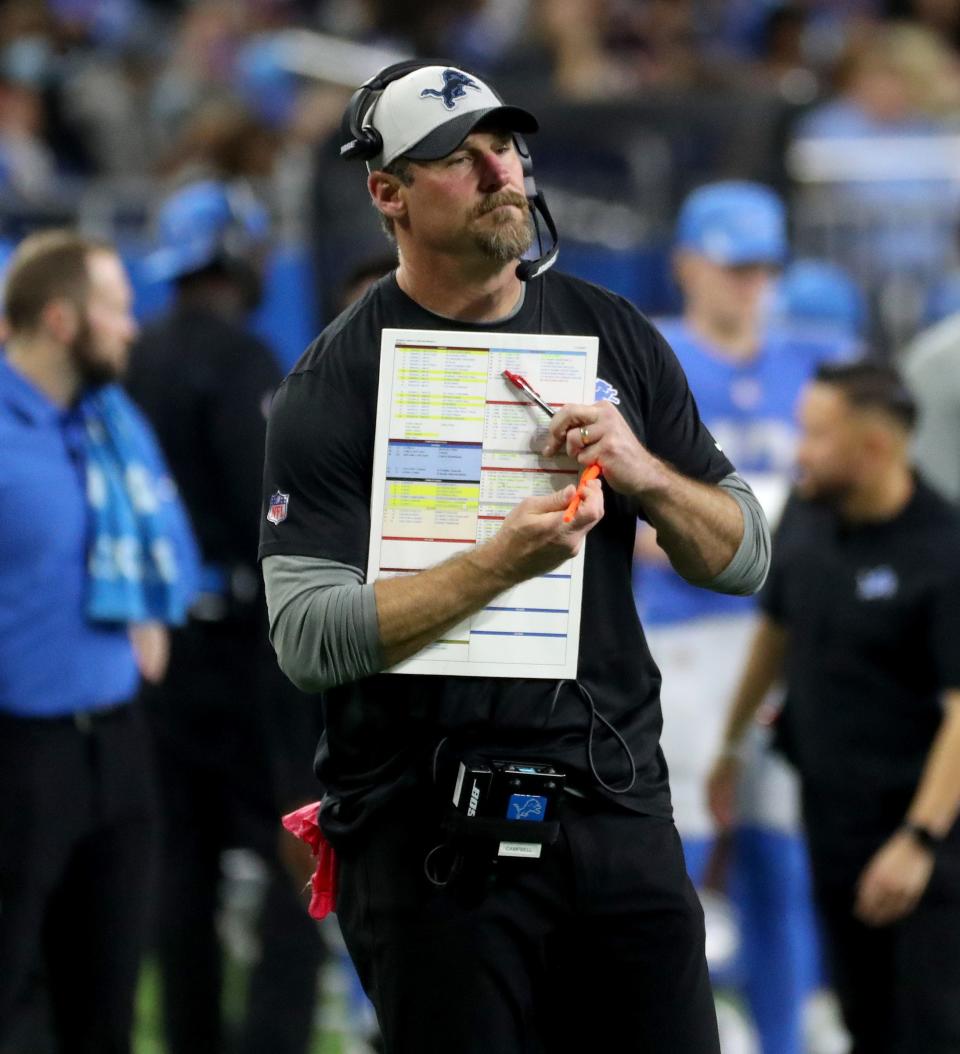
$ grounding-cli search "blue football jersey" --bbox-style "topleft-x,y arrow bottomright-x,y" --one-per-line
636,317 -> 854,625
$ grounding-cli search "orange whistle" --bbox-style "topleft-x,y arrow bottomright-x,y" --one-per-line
563,463 -> 602,522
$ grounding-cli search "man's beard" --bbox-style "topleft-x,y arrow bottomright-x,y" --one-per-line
470,191 -> 534,263
70,314 -> 122,388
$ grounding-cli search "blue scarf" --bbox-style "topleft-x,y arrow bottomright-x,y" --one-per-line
81,384 -> 200,625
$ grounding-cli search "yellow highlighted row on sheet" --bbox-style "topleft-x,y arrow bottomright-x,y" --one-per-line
387,482 -> 480,501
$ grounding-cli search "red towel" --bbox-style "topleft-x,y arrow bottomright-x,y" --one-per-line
281,800 -> 338,919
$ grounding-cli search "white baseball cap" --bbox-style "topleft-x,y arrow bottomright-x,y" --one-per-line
363,65 -> 538,170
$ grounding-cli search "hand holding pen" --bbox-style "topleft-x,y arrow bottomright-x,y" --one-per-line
542,395 -> 660,501
502,370 -> 603,523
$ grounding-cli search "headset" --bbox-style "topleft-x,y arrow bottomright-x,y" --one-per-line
340,60 -> 559,282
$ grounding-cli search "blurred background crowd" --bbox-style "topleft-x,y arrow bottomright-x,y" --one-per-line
5,1 -> 960,1053
4,0 -> 960,357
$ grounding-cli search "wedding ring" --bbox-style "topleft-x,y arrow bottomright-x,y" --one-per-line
579,426 -> 591,445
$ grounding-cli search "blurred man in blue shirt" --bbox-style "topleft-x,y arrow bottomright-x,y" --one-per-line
0,230 -> 196,1053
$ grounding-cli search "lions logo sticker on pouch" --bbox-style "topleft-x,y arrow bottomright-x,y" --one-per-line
267,491 -> 289,525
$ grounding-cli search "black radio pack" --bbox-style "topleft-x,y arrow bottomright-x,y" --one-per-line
451,759 -> 566,859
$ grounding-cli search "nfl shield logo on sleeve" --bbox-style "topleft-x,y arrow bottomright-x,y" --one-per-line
267,491 -> 289,525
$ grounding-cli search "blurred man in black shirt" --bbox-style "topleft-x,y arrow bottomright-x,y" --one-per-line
709,362 -> 960,1054
127,180 -> 324,1054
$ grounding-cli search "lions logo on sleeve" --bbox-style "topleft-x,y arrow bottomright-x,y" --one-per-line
595,378 -> 621,405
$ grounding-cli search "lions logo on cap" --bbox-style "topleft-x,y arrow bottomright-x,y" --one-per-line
420,69 -> 481,111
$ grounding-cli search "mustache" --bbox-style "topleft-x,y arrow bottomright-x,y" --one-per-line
472,191 -> 530,219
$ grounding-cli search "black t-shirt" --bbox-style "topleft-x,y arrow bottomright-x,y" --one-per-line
129,306 -> 321,806
762,479 -> 960,871
259,270 -> 733,834
128,306 -> 280,572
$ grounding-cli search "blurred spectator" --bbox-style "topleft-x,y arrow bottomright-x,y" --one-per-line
361,0 -> 491,62
0,74 -> 56,198
635,181 -> 850,1054
58,60 -> 155,177
234,31 -> 302,129
741,5 -> 821,105
150,0 -> 250,149
126,180 -> 326,1054
49,0 -> 144,49
517,0 -> 731,100
157,97 -> 279,183
231,29 -> 350,145
622,0 -> 705,89
789,21 -> 960,346
540,0 -> 630,96
0,0 -> 162,181
319,0 -> 528,67
884,0 -> 960,46
772,257 -> 869,343
709,361 -> 960,1054
0,229 -> 197,1053
797,20 -> 960,138
50,0 -> 164,179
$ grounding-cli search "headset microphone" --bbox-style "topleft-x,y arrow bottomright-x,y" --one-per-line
513,134 -> 559,282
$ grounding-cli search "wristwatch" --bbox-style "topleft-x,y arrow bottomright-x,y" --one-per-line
901,821 -> 942,853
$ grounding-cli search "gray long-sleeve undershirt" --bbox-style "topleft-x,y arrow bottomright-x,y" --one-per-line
263,471 -> 769,693
711,471 -> 770,596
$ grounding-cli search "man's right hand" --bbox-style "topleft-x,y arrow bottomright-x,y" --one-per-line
707,752 -> 742,832
487,479 -> 604,584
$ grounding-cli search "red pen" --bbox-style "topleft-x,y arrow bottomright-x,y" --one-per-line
502,369 -> 555,418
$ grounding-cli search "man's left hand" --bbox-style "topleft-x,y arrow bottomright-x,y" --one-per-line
854,829 -> 935,926
541,401 -> 664,498
130,621 -> 171,684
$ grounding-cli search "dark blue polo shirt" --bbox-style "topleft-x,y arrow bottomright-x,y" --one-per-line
0,355 -> 138,716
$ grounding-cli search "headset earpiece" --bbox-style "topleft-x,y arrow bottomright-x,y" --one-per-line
514,134 -> 537,199
340,85 -> 382,160
340,60 -> 434,162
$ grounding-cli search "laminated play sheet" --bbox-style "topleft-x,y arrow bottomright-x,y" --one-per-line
368,328 -> 598,679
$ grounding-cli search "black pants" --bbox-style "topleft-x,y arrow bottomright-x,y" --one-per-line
814,861 -> 960,1054
336,789 -> 720,1054
143,620 -> 325,1054
151,769 -> 324,1054
0,703 -> 156,1054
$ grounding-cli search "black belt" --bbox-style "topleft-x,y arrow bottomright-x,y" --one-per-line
0,699 -> 132,733
70,701 -> 131,733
